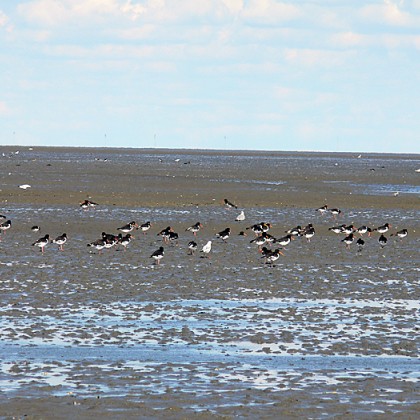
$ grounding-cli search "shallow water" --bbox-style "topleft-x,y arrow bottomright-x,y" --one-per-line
0,148 -> 419,417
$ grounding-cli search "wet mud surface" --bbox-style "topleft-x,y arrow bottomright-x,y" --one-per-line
0,147 -> 419,418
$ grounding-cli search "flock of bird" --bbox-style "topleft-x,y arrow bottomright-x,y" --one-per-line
0,200 -> 409,266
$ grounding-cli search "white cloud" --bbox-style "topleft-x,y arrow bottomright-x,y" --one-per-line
0,101 -> 11,116
242,0 -> 300,23
359,0 -> 418,27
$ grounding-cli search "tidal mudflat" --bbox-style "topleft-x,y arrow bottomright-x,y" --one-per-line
0,147 -> 419,418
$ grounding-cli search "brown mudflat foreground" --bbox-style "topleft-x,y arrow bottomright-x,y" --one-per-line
0,147 -> 419,419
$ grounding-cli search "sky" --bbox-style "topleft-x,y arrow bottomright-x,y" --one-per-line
0,0 -> 419,153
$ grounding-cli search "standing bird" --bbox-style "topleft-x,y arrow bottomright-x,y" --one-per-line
275,234 -> 294,247
52,233 -> 67,251
356,226 -> 372,237
223,198 -> 237,209
341,233 -> 354,250
187,241 -> 198,255
356,238 -> 365,253
378,234 -> 388,248
316,205 -> 328,216
157,226 -> 173,243
302,224 -> 315,242
0,219 -> 12,237
235,211 -> 245,222
264,248 -> 284,266
329,208 -> 342,219
80,199 -> 98,210
151,247 -> 164,265
87,238 -> 106,254
391,229 -> 408,241
216,227 -> 231,242
201,240 -> 212,258
118,233 -> 133,251
373,223 -> 391,234
186,222 -> 203,236
140,221 -> 152,234
32,234 -> 50,253
117,221 -> 138,233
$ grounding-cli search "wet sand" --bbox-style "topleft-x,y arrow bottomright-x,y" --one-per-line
0,146 -> 419,418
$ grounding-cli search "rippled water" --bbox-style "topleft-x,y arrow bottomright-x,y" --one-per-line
1,149 -> 419,416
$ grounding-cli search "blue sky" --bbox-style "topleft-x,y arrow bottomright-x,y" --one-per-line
0,1 -> 419,153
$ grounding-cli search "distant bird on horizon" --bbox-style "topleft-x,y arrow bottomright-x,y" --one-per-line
80,199 -> 98,210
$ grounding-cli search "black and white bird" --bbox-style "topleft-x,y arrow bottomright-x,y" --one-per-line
80,199 -> 98,210
373,223 -> 391,234
356,238 -> 365,252
117,221 -> 138,233
31,225 -> 41,232
0,219 -> 11,236
223,198 -> 237,209
356,226 -> 372,236
391,229 -> 408,241
32,234 -> 50,253
216,227 -> 231,242
316,205 -> 328,216
51,233 -> 67,251
378,234 -> 388,248
341,233 -> 354,249
329,208 -> 342,219
275,234 -> 294,247
151,247 -> 164,265
140,221 -> 152,234
186,222 -> 203,236
87,238 -> 106,254
187,241 -> 198,255
118,233 -> 133,251
263,248 -> 284,266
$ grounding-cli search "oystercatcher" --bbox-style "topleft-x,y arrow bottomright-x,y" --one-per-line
316,205 -> 328,216
151,246 -> 164,265
223,198 -> 237,209
0,219 -> 11,236
391,229 -> 408,241
32,234 -> 50,253
373,223 -> 391,234
186,222 -> 203,236
356,226 -> 372,236
140,221 -> 152,234
216,227 -> 231,242
117,221 -> 138,233
275,234 -> 294,247
80,200 -> 98,210
356,238 -> 365,252
329,208 -> 342,219
342,233 -> 354,249
378,234 -> 388,248
264,248 -> 284,266
187,241 -> 198,255
87,238 -> 106,254
52,233 -> 67,251
118,233 -> 133,250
